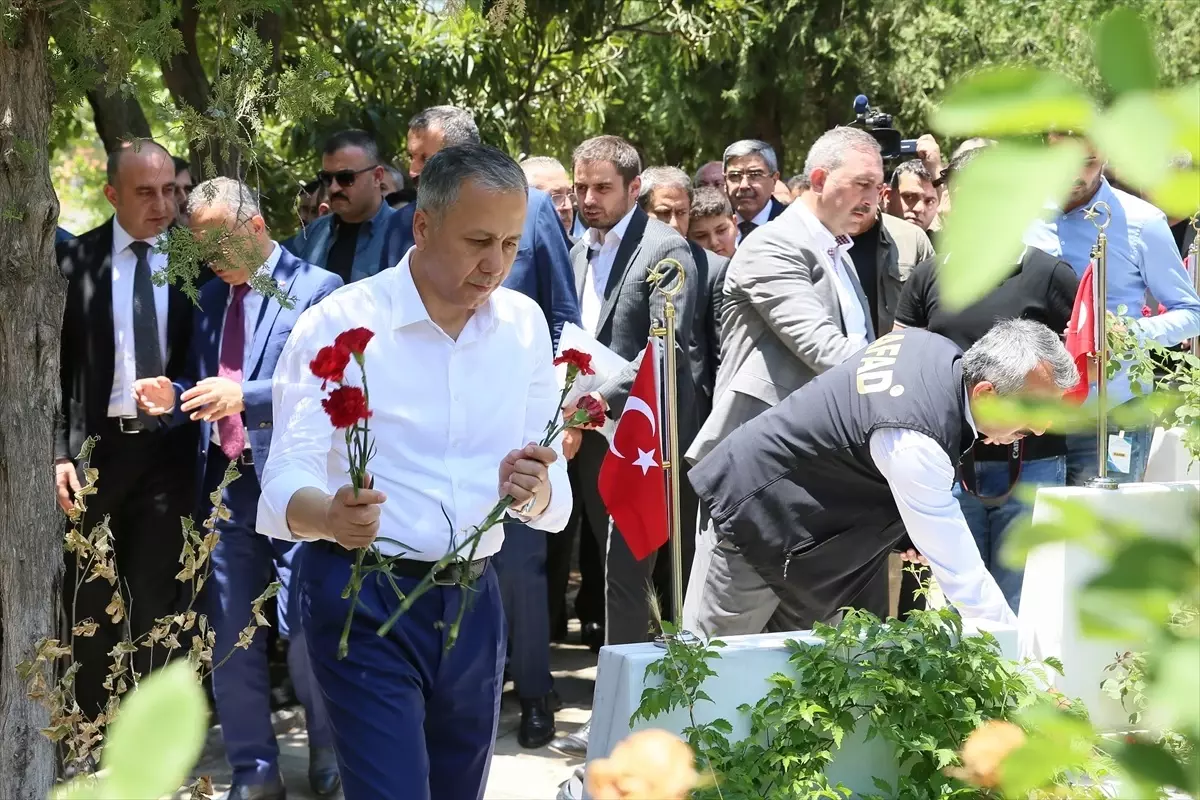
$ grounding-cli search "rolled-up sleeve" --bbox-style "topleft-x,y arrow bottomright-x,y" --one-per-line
870,428 -> 1017,626
256,310 -> 335,541
516,318 -> 573,533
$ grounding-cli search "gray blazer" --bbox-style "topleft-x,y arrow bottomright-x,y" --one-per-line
687,200 -> 875,465
570,206 -> 701,443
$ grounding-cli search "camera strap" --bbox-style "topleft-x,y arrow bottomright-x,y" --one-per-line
959,440 -> 1024,508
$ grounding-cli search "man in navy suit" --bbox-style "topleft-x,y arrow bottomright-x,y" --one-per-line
379,105 -> 580,748
133,178 -> 343,800
723,139 -> 786,244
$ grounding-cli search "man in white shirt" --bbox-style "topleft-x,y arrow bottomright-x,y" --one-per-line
55,139 -> 198,722
688,320 -> 1079,633
683,127 -> 882,636
256,144 -> 571,800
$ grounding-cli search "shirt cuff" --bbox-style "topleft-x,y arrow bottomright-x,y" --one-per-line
256,470 -> 329,542
519,458 -> 572,533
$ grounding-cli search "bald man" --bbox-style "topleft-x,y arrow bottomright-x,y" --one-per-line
56,139 -> 199,721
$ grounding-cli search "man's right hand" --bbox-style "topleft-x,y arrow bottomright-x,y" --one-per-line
324,483 -> 386,549
562,427 -> 582,461
54,458 -> 81,513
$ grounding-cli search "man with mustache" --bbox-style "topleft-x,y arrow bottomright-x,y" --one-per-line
722,140 -> 786,244
294,129 -> 397,284
683,126 -> 884,638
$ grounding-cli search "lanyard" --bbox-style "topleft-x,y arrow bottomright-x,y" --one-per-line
958,440 -> 1024,507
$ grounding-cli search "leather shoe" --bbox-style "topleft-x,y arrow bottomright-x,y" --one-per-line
581,621 -> 604,653
518,696 -> 556,749
551,719 -> 589,757
308,745 -> 341,797
220,780 -> 286,800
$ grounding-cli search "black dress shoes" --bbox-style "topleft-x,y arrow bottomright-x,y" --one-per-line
308,745 -> 341,797
581,621 -> 604,653
518,695 -> 557,749
220,780 -> 286,800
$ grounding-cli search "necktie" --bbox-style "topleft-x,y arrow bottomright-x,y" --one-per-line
738,220 -> 757,240
128,241 -> 163,425
217,283 -> 251,460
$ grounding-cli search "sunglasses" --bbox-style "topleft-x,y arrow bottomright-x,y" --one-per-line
317,165 -> 378,188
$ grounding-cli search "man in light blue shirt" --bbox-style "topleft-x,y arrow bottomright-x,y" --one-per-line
1024,134 -> 1200,484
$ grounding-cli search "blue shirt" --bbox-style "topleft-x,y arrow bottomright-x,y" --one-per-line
1024,177 -> 1200,405
295,200 -> 396,284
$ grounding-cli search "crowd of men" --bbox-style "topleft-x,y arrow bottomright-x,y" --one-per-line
52,103 -> 1200,800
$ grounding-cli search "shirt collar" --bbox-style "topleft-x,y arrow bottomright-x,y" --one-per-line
790,201 -> 843,256
738,199 -> 773,228
584,204 -> 637,252
389,247 -> 497,336
963,385 -> 978,436
112,215 -> 163,256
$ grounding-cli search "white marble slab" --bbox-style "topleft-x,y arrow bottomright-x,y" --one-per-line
1018,482 -> 1200,732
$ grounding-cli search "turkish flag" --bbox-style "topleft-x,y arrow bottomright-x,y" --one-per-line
1064,260 -> 1097,404
598,340 -> 668,561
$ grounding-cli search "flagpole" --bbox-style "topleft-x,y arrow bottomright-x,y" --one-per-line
1189,213 -> 1199,356
1084,200 -> 1117,490
647,257 -> 695,642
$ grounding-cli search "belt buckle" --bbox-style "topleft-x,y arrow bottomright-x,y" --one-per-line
118,417 -> 143,434
431,563 -> 462,586
239,449 -> 255,467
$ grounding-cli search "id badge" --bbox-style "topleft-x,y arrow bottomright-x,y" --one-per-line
1108,431 -> 1132,475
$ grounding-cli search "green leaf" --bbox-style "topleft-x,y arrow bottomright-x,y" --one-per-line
1001,706 -> 1096,795
932,67 -> 1095,138
1091,94 -> 1176,189
1078,539 -> 1197,639
1105,737 -> 1197,793
1149,168 -> 1200,220
1044,656 -> 1065,677
1145,639 -> 1200,733
1159,82 -> 1200,160
100,660 -> 208,799
935,140 -> 1085,310
1094,7 -> 1158,96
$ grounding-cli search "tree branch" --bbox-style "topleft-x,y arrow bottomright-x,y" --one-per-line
85,86 -> 152,153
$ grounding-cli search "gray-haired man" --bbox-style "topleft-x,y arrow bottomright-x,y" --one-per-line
723,139 -> 785,241
688,320 -> 1079,634
257,144 -> 572,799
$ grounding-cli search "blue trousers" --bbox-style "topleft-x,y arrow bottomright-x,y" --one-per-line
952,455 -> 1066,613
298,543 -> 507,800
203,450 -> 333,786
494,523 -> 553,699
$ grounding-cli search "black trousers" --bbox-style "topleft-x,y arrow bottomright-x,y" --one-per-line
547,460 -> 605,635
64,422 -> 197,719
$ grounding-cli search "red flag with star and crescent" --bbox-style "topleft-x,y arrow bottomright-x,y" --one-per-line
598,340 -> 668,561
1064,259 -> 1098,404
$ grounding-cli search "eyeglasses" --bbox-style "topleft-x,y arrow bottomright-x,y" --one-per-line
549,191 -> 576,206
317,165 -> 378,188
725,169 -> 771,184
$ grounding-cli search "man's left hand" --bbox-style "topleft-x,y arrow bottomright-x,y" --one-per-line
500,443 -> 557,516
180,377 -> 245,422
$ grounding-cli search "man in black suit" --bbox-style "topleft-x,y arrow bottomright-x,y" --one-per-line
723,139 -> 786,244
56,139 -> 198,720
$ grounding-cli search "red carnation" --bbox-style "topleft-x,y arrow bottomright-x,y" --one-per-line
322,386 -> 371,429
573,394 -> 607,428
554,348 -> 595,377
310,344 -> 351,388
335,327 -> 375,357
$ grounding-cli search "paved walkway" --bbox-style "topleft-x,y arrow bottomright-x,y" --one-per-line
181,634 -> 596,799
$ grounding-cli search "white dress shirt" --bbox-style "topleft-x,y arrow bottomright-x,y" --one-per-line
735,200 -> 774,244
257,249 -> 572,560
210,243 -> 283,448
790,202 -> 870,349
109,217 -> 170,417
580,205 -> 637,335
869,395 -> 1017,626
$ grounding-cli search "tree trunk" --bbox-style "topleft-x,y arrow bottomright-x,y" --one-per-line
0,5 -> 66,798
86,85 -> 152,153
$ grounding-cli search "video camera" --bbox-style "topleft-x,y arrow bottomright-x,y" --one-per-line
851,95 -> 917,162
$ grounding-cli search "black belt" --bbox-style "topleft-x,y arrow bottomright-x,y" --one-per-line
104,416 -> 156,435
313,539 -> 490,584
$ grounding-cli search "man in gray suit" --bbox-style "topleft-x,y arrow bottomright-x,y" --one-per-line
683,126 -> 886,638
555,136 -> 700,756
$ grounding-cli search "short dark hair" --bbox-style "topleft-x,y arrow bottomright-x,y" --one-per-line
172,156 -> 191,176
322,129 -> 381,164
409,106 -> 480,147
416,143 -> 527,219
689,185 -> 733,220
936,145 -> 989,188
786,174 -> 809,193
890,159 -> 933,189
106,138 -> 171,185
572,135 -> 642,185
